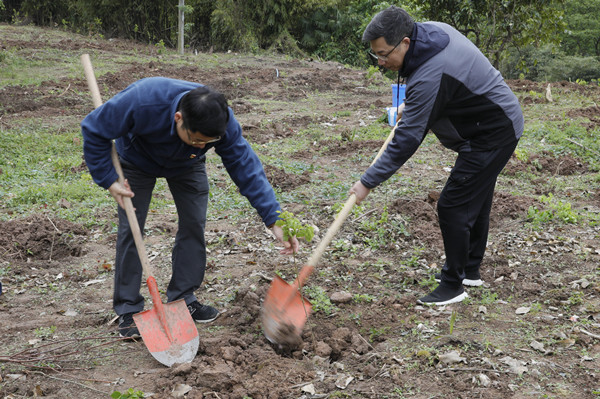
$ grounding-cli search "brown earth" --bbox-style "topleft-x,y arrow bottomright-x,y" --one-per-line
1,25 -> 600,399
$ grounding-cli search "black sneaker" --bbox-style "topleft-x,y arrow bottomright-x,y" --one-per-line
187,301 -> 220,323
418,284 -> 468,306
434,273 -> 483,287
118,313 -> 140,339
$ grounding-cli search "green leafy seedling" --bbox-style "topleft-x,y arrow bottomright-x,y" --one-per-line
111,388 -> 146,399
275,211 -> 314,244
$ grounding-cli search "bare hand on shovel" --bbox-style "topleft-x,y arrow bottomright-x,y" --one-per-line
261,120 -> 400,345
80,54 -> 199,367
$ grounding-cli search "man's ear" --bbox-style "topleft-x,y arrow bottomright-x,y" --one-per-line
174,111 -> 182,123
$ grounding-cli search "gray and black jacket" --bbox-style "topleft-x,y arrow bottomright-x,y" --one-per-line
361,22 -> 524,189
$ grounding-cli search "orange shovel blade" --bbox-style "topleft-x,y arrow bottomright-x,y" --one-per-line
262,275 -> 312,344
133,298 -> 199,367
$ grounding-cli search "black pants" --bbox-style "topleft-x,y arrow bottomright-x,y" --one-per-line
113,159 -> 209,316
437,141 -> 518,287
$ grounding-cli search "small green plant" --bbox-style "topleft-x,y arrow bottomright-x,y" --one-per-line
527,193 -> 580,229
418,273 -> 438,289
449,310 -> 457,334
333,110 -> 352,118
304,286 -> 337,315
155,40 -> 166,54
568,291 -> 584,306
479,290 -> 498,305
368,326 -> 390,342
530,302 -> 543,314
34,326 -> 57,339
353,293 -> 375,303
111,388 -> 146,399
275,211 -> 314,244
365,65 -> 381,80
401,246 -> 425,268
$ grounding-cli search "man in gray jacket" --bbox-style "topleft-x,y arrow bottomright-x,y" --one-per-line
350,6 -> 523,305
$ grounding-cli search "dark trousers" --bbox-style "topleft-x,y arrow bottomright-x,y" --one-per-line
437,141 -> 518,287
113,159 -> 209,316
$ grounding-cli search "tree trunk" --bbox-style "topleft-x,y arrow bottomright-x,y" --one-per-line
178,0 -> 184,55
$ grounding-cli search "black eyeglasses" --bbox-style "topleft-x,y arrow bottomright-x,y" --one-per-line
368,37 -> 406,61
187,130 -> 221,145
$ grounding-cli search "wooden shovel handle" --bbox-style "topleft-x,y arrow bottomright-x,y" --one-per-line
80,54 -> 154,279
304,121 -> 399,270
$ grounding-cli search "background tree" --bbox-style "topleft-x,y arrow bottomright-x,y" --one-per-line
1,0 -> 596,81
210,0 -> 336,54
409,0 -> 566,68
561,0 -> 600,57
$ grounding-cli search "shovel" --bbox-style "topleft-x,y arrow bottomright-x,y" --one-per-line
262,119 -> 401,345
81,54 -> 199,367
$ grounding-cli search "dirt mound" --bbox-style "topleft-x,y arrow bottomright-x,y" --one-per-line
490,192 -> 536,227
264,164 -> 311,191
141,285 -> 376,399
0,215 -> 87,260
503,151 -> 588,176
567,105 -> 600,130
390,194 -> 442,249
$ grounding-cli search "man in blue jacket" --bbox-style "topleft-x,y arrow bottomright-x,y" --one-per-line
350,7 -> 523,305
82,78 -> 299,337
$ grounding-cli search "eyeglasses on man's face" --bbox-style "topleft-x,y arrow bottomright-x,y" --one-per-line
368,37 -> 405,61
186,130 -> 221,145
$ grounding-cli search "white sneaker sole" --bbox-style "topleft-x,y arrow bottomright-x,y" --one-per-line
193,312 -> 220,323
418,291 -> 468,306
463,278 -> 483,287
434,276 -> 484,287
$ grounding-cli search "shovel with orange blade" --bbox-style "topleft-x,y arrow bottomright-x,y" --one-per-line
81,54 -> 199,367
262,117 -> 402,345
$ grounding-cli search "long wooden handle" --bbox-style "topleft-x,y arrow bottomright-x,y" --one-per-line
80,54 -> 154,279
305,121 -> 398,268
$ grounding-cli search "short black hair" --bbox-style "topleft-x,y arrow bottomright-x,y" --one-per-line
178,86 -> 230,137
362,6 -> 414,46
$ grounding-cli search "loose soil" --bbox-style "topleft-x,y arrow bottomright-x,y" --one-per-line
1,25 -> 600,399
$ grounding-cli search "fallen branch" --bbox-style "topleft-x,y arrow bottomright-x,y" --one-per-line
32,371 -> 111,396
580,328 -> 600,340
0,335 -> 135,373
442,367 -> 510,374
565,138 -> 600,158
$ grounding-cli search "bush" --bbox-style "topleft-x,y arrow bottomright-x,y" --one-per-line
542,55 -> 600,82
501,45 -> 600,82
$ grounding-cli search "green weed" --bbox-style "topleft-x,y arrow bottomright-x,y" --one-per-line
353,293 -> 375,303
34,326 -> 57,339
304,286 -> 337,315
111,388 -> 146,399
478,290 -> 498,305
449,310 -> 457,334
527,193 -> 580,229
354,206 -> 409,250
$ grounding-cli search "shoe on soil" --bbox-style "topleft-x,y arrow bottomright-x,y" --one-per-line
118,312 -> 141,339
187,301 -> 220,323
434,273 -> 483,287
418,284 -> 468,306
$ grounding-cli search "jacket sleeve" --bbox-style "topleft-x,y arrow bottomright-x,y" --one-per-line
81,87 -> 138,189
214,110 -> 281,226
360,68 -> 442,189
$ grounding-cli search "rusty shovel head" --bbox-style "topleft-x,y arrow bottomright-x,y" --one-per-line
133,298 -> 199,367
262,275 -> 312,345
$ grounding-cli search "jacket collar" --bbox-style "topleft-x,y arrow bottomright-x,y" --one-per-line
400,22 -> 450,78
